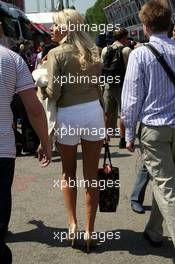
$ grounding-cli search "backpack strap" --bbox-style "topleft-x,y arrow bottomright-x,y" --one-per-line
144,43 -> 175,87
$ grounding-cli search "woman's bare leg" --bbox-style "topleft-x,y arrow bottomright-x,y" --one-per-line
58,143 -> 78,227
81,139 -> 103,233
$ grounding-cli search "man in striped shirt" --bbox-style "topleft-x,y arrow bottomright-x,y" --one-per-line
121,0 -> 175,260
0,44 -> 51,241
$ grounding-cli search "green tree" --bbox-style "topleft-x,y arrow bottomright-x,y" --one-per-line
85,0 -> 113,37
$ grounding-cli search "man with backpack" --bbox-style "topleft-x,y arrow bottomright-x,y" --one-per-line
101,28 -> 131,148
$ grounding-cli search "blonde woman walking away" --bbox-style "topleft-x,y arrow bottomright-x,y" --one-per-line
45,9 -> 105,252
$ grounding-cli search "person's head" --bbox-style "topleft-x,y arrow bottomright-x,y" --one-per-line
50,9 -> 100,70
139,0 -> 172,37
113,27 -> 129,46
19,40 -> 30,53
127,37 -> 137,50
19,43 -> 25,52
23,40 -> 30,52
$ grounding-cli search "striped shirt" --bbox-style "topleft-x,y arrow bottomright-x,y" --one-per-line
0,45 -> 35,158
121,34 -> 175,142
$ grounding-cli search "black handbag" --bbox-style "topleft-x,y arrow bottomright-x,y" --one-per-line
98,144 -> 120,212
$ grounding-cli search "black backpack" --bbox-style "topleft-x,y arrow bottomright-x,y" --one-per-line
102,46 -> 126,85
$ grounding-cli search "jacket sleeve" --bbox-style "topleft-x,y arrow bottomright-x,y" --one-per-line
45,50 -> 62,102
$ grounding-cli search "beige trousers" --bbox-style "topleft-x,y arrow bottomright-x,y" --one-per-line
140,124 -> 175,247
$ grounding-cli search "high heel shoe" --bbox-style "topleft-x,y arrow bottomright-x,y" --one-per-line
84,232 -> 94,253
68,224 -> 77,247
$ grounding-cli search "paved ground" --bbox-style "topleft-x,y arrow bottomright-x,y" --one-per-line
7,138 -> 173,264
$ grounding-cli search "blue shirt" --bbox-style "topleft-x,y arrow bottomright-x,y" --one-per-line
121,34 -> 175,142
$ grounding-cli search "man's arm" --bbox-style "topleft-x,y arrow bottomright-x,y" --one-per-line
11,50 -> 52,166
121,51 -> 145,151
19,89 -> 51,167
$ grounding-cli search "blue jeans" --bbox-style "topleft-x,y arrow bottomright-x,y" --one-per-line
0,158 -> 15,228
131,160 -> 150,205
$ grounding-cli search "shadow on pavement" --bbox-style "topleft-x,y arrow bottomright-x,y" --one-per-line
51,151 -> 132,163
96,229 -> 173,258
7,220 -> 68,248
6,220 -> 173,259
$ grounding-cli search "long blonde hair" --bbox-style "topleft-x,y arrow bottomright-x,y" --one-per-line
53,9 -> 100,70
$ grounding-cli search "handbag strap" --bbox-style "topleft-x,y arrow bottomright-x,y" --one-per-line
103,144 -> 112,167
144,43 -> 175,87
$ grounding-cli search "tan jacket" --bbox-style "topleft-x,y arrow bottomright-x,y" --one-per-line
45,43 -> 102,107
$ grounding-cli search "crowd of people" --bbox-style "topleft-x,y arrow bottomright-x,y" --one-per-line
0,0 -> 175,263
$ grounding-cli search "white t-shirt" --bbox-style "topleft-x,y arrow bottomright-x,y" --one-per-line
0,45 -> 35,158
